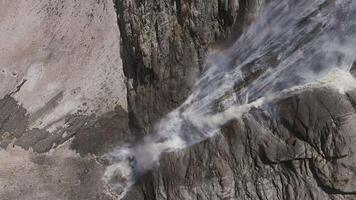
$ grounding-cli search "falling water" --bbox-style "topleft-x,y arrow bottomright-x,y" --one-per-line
102,0 -> 356,197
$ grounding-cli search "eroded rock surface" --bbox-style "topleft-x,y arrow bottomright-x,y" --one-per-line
115,0 -> 264,135
123,87 -> 356,200
115,0 -> 356,200
2,0 -> 356,200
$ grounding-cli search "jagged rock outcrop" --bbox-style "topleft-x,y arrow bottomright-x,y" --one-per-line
115,0 -> 263,135
123,87 -> 356,200
2,0 -> 356,200
115,1 -> 356,200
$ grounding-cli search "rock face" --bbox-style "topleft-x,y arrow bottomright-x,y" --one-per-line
2,0 -> 356,200
116,0 -> 263,136
115,0 -> 356,200
123,87 -> 356,200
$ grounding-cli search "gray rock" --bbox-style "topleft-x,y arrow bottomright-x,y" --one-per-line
115,0 -> 263,136
123,87 -> 356,200
1,0 -> 356,200
115,0 -> 356,199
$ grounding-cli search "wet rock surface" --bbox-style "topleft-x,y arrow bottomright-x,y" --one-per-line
123,88 -> 356,200
116,0 -> 356,200
2,0 -> 356,200
115,0 -> 264,136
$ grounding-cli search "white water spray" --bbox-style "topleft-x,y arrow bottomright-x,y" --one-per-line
102,0 -> 356,197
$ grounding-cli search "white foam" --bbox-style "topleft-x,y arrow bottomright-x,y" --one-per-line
319,69 -> 356,94
102,1 -> 356,198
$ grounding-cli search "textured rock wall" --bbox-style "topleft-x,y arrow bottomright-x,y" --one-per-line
2,0 -> 356,200
115,0 -> 264,135
123,87 -> 356,200
115,1 -> 356,200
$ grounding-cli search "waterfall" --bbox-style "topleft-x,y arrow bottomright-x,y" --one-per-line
102,0 -> 356,197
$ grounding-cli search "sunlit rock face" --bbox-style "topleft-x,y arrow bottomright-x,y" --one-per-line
0,0 -> 128,199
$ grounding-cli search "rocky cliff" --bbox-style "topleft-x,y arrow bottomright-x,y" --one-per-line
1,0 -> 356,200
115,0 -> 263,136
115,1 -> 356,200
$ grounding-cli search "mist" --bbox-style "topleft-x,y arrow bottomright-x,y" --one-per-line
102,0 -> 356,197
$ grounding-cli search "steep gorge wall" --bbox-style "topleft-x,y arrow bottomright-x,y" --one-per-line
114,0 -> 263,135
1,0 -> 356,200
115,1 -> 356,200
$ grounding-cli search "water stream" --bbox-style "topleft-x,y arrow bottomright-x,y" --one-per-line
102,0 -> 356,197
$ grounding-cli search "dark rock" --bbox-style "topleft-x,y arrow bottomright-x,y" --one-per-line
2,0 -> 356,199
114,0 -> 263,136
71,106 -> 132,156
122,87 -> 356,200
114,1 -> 356,199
